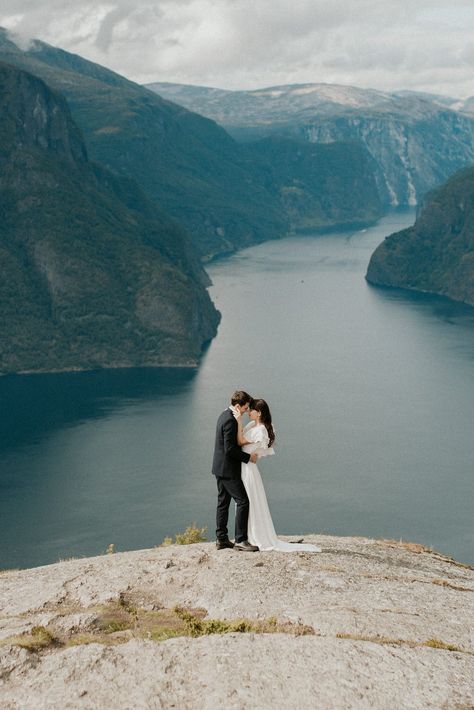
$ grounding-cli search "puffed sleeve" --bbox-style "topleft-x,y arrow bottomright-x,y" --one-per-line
244,425 -> 275,457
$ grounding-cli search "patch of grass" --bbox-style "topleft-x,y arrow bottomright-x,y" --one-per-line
96,618 -> 131,633
424,638 -> 463,652
136,607 -> 205,641
8,626 -> 58,652
174,606 -> 252,636
175,524 -> 208,545
149,627 -> 183,642
4,602 -> 315,652
161,523 -> 208,546
3,591 -> 316,654
174,606 -> 314,638
118,592 -> 139,616
92,603 -> 134,634
67,633 -> 103,647
336,632 -> 468,655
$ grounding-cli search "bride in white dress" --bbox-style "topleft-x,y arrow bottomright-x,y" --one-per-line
236,399 -> 321,553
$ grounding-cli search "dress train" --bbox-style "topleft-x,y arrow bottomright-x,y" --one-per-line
241,422 -> 320,553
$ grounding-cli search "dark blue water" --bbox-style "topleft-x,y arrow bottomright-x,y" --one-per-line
1,210 -> 473,569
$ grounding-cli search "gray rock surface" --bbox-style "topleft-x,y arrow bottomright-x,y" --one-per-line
1,535 -> 473,709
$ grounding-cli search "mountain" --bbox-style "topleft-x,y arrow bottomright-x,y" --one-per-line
394,92 -> 474,116
147,82 -> 474,209
0,29 -> 287,260
457,96 -> 474,115
0,62 -> 219,375
146,81 -> 394,128
366,166 -> 474,307
0,30 -> 389,254
250,136 -> 382,231
391,90 -> 460,109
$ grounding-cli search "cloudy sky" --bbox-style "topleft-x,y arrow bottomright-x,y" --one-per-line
2,0 -> 474,97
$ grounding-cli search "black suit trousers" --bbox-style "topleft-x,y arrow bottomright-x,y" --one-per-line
215,477 -> 249,543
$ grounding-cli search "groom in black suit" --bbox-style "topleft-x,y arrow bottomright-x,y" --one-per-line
212,390 -> 259,551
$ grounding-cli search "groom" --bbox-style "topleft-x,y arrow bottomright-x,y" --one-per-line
212,390 -> 259,551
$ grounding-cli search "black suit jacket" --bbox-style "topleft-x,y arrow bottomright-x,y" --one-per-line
212,408 -> 251,479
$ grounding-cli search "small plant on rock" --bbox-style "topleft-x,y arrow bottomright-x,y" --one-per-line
161,524 -> 208,546
11,626 -> 58,652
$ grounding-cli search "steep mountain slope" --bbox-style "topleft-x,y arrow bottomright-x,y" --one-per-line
366,167 -> 474,306
148,82 -> 474,209
251,137 -> 382,231
0,62 -> 219,374
0,29 -> 287,259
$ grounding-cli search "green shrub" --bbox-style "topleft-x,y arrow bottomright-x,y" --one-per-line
162,524 -> 208,546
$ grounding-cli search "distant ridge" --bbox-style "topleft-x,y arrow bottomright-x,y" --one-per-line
147,80 -> 474,207
0,29 -> 384,250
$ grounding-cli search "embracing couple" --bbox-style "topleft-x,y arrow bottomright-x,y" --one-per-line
212,390 -> 320,553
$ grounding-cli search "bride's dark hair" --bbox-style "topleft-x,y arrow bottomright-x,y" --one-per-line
250,398 -> 275,447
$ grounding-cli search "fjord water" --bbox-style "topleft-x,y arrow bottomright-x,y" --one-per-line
1,210 -> 473,569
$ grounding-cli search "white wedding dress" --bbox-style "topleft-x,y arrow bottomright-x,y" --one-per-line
241,421 -> 321,552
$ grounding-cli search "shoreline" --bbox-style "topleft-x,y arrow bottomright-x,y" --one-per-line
365,276 -> 474,310
0,361 -> 200,379
203,212 -> 388,264
2,208 -> 414,378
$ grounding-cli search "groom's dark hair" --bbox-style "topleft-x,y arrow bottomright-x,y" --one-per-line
231,390 -> 252,406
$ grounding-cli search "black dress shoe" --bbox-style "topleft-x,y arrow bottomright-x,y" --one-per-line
216,539 -> 235,550
234,540 -> 259,552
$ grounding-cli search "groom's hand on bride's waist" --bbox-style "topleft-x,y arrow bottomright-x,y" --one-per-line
250,453 -> 258,463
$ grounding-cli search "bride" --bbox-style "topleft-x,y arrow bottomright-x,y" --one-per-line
236,399 -> 321,553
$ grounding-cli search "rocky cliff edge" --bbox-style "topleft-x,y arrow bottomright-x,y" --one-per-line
0,535 -> 473,709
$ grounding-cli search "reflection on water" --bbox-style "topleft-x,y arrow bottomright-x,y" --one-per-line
1,209 -> 473,569
0,368 -> 196,453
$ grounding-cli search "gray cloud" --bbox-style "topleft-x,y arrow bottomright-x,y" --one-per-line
1,0 -> 474,98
